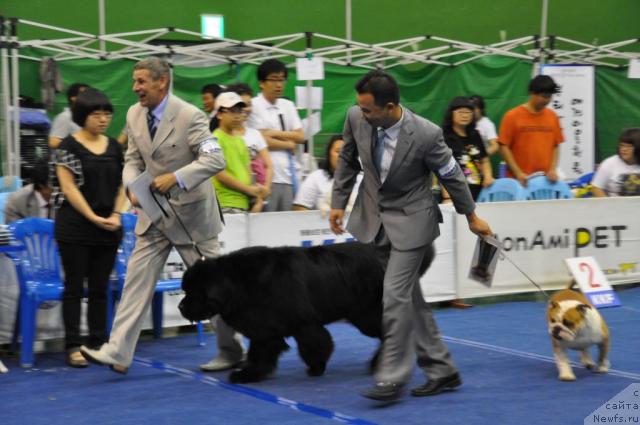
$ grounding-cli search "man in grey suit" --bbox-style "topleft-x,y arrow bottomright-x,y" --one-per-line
81,57 -> 243,373
3,158 -> 53,223
330,71 -> 492,402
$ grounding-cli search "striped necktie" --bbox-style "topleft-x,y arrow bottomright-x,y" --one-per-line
147,110 -> 157,139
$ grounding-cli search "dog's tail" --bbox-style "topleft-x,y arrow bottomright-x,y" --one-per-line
419,244 -> 436,277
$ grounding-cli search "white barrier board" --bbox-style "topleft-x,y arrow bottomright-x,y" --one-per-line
456,197 -> 640,299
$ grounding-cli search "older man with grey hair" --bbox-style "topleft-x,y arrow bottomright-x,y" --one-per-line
81,57 -> 244,374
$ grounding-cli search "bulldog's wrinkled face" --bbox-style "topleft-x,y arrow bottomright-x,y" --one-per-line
547,300 -> 591,342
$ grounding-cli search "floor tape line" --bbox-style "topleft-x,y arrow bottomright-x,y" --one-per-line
443,336 -> 640,380
133,356 -> 378,425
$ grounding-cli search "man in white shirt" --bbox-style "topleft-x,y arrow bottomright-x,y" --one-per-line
48,82 -> 89,149
247,59 -> 305,211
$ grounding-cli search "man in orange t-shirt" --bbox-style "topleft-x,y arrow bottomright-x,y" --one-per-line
498,75 -> 564,186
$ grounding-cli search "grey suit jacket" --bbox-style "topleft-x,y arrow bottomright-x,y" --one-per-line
332,105 -> 475,251
123,94 -> 226,244
3,184 -> 48,224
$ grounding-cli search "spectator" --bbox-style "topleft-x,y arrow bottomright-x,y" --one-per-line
293,134 -> 361,214
469,95 -> 499,155
225,83 -> 273,212
202,83 -> 224,132
247,59 -> 305,211
4,157 -> 54,223
441,96 -> 494,201
48,82 -> 90,149
200,91 -> 259,371
210,92 -> 268,214
51,88 -> 126,367
592,128 -> 640,197
498,75 -> 564,186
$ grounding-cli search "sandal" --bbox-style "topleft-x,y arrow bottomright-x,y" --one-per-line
67,350 -> 89,368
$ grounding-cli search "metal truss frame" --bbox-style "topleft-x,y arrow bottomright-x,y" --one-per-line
2,16 -> 639,175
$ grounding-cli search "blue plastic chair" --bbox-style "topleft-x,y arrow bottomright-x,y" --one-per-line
111,213 -> 205,345
477,178 -> 527,202
8,218 -> 62,367
0,192 -> 12,223
525,176 -> 574,200
0,176 -> 23,193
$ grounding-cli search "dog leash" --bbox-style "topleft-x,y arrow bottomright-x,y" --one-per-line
149,189 -> 205,261
497,249 -> 551,301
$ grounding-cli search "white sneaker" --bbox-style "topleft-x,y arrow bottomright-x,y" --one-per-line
199,356 -> 244,372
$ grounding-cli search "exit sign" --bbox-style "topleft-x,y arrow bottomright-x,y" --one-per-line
201,14 -> 224,39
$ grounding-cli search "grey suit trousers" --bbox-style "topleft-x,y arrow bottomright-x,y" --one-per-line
103,225 -> 241,366
373,227 -> 458,384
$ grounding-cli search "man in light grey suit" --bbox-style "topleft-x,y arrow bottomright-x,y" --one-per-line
81,57 -> 243,373
330,71 -> 492,402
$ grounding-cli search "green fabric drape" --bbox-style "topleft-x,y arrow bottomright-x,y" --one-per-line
13,48 -> 640,166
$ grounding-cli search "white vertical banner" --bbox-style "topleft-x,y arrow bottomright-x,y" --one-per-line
541,65 -> 595,180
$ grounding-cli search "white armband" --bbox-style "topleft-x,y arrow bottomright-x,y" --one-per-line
198,137 -> 221,154
438,156 -> 458,178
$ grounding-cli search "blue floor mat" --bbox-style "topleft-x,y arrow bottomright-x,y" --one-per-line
1,287 -> 638,425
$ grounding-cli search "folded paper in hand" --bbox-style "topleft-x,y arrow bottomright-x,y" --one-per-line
129,171 -> 171,224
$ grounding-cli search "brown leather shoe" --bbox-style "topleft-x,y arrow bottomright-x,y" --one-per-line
66,350 -> 89,368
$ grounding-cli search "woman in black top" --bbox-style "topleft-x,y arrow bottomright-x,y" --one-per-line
440,96 -> 495,201
52,88 -> 126,367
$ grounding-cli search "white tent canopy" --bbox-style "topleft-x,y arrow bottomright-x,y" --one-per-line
2,16 -> 640,175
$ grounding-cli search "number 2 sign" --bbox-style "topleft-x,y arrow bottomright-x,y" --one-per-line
565,257 -> 621,308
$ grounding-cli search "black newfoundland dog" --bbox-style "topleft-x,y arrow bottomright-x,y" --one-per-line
179,241 -> 434,383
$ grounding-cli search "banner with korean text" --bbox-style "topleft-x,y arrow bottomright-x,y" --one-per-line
541,65 -> 595,180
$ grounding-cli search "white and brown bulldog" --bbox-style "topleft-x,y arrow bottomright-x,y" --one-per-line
547,285 -> 610,381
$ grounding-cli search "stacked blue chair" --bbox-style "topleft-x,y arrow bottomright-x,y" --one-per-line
0,176 -> 23,193
525,176 -> 574,200
111,213 -> 205,345
8,218 -> 62,367
477,178 -> 527,203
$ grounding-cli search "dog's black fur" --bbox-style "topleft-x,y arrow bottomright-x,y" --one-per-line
179,242 -> 434,383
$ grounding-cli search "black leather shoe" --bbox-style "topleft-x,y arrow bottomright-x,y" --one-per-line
411,373 -> 462,397
361,382 -> 404,402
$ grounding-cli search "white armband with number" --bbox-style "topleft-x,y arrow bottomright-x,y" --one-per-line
438,156 -> 458,178
198,137 -> 221,154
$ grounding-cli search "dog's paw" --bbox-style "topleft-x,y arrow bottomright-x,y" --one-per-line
582,360 -> 596,370
595,363 -> 610,373
306,364 -> 326,377
559,372 -> 576,381
229,368 -> 266,383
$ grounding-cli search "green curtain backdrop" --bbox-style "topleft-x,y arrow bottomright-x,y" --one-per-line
15,48 -> 640,163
